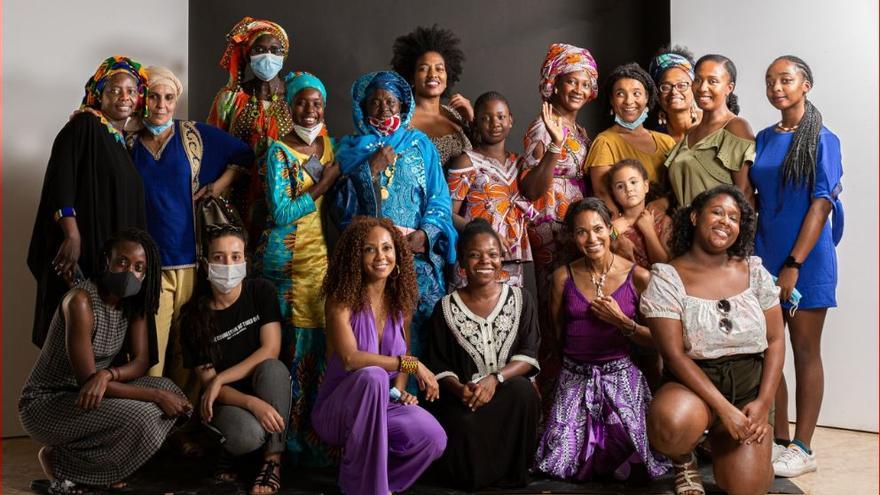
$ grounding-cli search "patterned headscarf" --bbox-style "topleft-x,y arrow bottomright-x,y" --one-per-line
648,53 -> 694,83
145,66 -> 183,97
81,56 -> 148,110
219,16 -> 290,88
283,71 -> 326,105
539,43 -> 599,102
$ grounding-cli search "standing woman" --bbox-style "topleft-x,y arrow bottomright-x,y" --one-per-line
518,43 -> 597,400
752,56 -> 844,477
255,71 -> 341,466
585,62 -> 676,216
313,216 -> 447,495
391,25 -> 473,169
28,56 -> 149,351
664,54 -> 755,209
207,16 -> 292,245
648,47 -> 702,143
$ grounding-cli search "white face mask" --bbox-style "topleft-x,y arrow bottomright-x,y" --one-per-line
293,122 -> 323,145
207,262 -> 247,294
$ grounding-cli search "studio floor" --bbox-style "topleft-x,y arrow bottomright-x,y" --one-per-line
2,426 -> 876,494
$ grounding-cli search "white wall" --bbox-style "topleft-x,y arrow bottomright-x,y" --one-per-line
672,0 -> 879,432
2,0 -> 188,437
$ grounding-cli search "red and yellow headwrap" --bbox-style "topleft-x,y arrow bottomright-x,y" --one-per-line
81,56 -> 148,110
219,16 -> 290,88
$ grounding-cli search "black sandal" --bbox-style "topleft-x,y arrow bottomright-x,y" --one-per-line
250,459 -> 281,495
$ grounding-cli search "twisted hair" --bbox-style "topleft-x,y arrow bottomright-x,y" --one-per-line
775,55 -> 823,188
604,62 -> 657,111
98,228 -> 161,325
179,225 -> 248,366
696,54 -> 740,115
670,185 -> 755,258
391,25 -> 465,96
323,216 -> 418,318
565,197 -> 613,231
457,218 -> 503,255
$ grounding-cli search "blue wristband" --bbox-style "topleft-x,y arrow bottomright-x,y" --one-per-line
389,387 -> 402,401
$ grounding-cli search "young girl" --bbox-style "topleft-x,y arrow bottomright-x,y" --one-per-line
447,92 -> 537,287
608,158 -> 672,269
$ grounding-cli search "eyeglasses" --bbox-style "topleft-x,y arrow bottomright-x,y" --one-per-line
717,299 -> 733,333
250,45 -> 287,56
659,81 -> 692,94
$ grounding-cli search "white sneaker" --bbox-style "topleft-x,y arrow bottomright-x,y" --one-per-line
771,442 -> 787,462
773,444 -> 818,477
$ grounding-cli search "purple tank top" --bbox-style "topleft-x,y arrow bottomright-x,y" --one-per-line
317,305 -> 407,401
562,265 -> 638,363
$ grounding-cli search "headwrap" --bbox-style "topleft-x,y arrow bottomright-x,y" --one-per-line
539,43 -> 599,102
648,53 -> 695,83
363,71 -> 407,104
219,16 -> 290,88
145,66 -> 183,97
81,56 -> 148,110
283,71 -> 326,105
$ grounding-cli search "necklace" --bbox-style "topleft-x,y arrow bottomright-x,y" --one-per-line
380,155 -> 398,200
586,254 -> 615,298
776,121 -> 799,132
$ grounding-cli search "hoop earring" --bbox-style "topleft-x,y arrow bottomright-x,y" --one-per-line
391,265 -> 400,279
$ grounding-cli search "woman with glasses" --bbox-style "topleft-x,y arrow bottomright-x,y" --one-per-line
641,185 -> 784,495
648,47 -> 702,143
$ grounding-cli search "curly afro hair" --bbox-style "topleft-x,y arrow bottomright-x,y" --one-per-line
323,216 -> 419,318
604,62 -> 657,112
391,24 -> 465,96
670,185 -> 756,259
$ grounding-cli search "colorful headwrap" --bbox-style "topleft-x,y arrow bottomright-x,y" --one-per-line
648,53 -> 695,83
146,66 -> 183,97
283,71 -> 326,105
539,43 -> 599,102
219,16 -> 290,88
81,56 -> 148,110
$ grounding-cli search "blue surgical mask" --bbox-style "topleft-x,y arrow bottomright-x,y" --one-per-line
145,119 -> 174,135
615,107 -> 649,130
250,53 -> 284,82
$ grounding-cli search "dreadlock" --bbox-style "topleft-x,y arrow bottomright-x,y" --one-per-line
98,228 -> 161,325
775,55 -> 823,189
696,54 -> 740,115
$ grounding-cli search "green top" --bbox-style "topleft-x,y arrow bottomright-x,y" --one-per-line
664,127 -> 755,207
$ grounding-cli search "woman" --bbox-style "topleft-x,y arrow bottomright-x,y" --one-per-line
20,229 -> 191,494
534,198 -> 668,482
641,186 -> 784,495
518,42 -> 597,403
28,56 -> 149,351
424,219 -> 541,490
648,47 -> 702,143
752,56 -> 844,477
207,16 -> 292,244
586,62 -> 676,216
179,225 -> 290,495
447,91 -> 537,288
663,54 -> 755,209
335,70 -> 457,361
255,70 -> 340,467
391,24 -> 473,169
313,216 -> 447,495
130,66 -> 253,385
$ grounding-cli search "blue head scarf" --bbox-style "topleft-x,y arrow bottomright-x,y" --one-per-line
648,53 -> 695,83
283,71 -> 327,105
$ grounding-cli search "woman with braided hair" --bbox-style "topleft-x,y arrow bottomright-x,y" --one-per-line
751,56 -> 844,478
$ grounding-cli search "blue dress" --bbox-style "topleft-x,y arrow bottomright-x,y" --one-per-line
750,126 -> 844,309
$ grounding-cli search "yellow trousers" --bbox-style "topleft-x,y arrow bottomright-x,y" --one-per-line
148,267 -> 200,402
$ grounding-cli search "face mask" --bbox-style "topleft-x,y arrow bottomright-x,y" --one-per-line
102,270 -> 143,298
293,123 -> 323,145
207,262 -> 247,294
615,107 -> 649,130
367,114 -> 402,136
249,53 -> 284,82
145,119 -> 174,135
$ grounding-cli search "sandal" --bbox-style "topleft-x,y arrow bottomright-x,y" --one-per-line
672,453 -> 705,495
250,459 -> 281,495
214,450 -> 236,483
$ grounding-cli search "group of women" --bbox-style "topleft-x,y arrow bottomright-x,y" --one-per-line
20,16 -> 843,495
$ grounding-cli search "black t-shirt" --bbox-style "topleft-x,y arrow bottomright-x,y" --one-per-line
183,278 -> 282,392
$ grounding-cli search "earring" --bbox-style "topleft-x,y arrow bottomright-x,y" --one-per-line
391,265 -> 400,279
690,104 -> 698,124
658,111 -> 667,126
609,109 -> 614,116
554,87 -> 559,95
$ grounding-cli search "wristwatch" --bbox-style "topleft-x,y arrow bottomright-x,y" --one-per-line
494,371 -> 505,384
783,256 -> 803,270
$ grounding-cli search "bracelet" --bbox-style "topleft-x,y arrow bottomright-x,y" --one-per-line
546,142 -> 563,155
53,207 -> 77,222
397,355 -> 419,374
622,319 -> 638,337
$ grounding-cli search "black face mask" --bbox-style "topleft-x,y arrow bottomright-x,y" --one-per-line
102,270 -> 143,298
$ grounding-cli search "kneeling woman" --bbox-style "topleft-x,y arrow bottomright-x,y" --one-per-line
641,185 -> 784,495
313,216 -> 447,495
179,225 -> 290,495
534,198 -> 668,481
424,219 -> 541,490
19,229 -> 191,494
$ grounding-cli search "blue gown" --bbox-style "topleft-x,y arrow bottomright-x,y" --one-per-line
750,126 -> 843,309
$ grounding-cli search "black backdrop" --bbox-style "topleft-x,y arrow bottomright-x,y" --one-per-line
188,0 -> 669,152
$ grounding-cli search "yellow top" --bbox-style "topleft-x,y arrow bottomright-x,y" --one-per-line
584,128 -> 676,184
